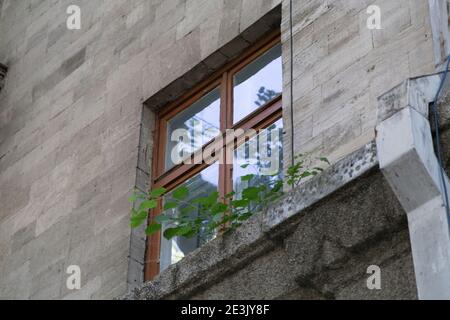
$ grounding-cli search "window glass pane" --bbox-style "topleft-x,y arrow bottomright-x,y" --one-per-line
233,119 -> 284,204
233,44 -> 282,124
165,88 -> 221,170
159,163 -> 219,272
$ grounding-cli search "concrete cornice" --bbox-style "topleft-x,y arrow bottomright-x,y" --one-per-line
376,74 -> 450,299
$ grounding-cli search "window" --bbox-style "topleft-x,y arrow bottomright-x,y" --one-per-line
159,163 -> 219,272
145,33 -> 283,280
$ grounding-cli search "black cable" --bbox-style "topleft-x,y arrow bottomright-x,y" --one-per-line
431,55 -> 450,227
289,0 -> 295,167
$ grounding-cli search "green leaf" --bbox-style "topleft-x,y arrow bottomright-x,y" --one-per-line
240,164 -> 250,169
180,206 -> 195,216
241,174 -> 255,182
192,197 -> 209,205
163,226 -> 193,240
163,201 -> 178,210
172,186 -> 189,200
224,191 -> 236,199
320,157 -> 330,165
139,199 -> 157,210
287,165 -> 299,176
242,187 -> 261,201
150,187 -> 167,198
194,192 -> 219,207
178,225 -> 194,236
193,217 -> 203,227
155,215 -> 171,224
231,199 -> 250,208
222,213 -> 239,224
238,212 -> 253,221
301,171 -> 313,178
272,180 -> 283,193
130,210 -> 148,228
211,202 -> 228,215
145,223 -> 162,235
206,191 -> 219,204
163,228 -> 179,240
182,228 -> 198,239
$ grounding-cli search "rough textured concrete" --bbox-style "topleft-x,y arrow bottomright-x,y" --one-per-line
377,77 -> 450,299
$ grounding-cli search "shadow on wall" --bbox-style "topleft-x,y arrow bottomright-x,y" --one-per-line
0,63 -> 7,93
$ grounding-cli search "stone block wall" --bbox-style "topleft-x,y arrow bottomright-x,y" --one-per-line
0,0 -> 439,299
281,0 -> 436,167
0,0 -> 281,299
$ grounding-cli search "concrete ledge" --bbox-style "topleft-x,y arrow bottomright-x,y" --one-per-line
377,76 -> 442,124
263,142 -> 378,235
376,74 -> 450,299
123,141 -> 416,300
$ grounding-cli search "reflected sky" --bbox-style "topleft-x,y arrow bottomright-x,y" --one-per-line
166,88 -> 221,170
233,44 -> 282,123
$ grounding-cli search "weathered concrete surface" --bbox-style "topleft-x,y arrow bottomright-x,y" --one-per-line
126,142 -> 418,300
376,75 -> 450,299
428,0 -> 450,66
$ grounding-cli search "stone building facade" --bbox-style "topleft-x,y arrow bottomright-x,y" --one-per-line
0,0 -> 449,299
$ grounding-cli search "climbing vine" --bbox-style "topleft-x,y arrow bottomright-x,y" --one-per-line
129,155 -> 329,241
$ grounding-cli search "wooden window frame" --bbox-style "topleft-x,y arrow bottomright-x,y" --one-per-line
145,31 -> 282,281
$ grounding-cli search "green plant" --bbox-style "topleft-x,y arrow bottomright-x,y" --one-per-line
129,155 -> 329,241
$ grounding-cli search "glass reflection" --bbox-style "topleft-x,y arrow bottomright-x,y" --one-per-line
233,44 -> 282,124
233,119 -> 284,207
166,88 -> 221,170
159,163 -> 219,272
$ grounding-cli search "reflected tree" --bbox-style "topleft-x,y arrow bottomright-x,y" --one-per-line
130,155 -> 330,242
254,86 -> 280,107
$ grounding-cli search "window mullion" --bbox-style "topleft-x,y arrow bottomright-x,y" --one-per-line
225,69 -> 234,198
219,72 -> 229,200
